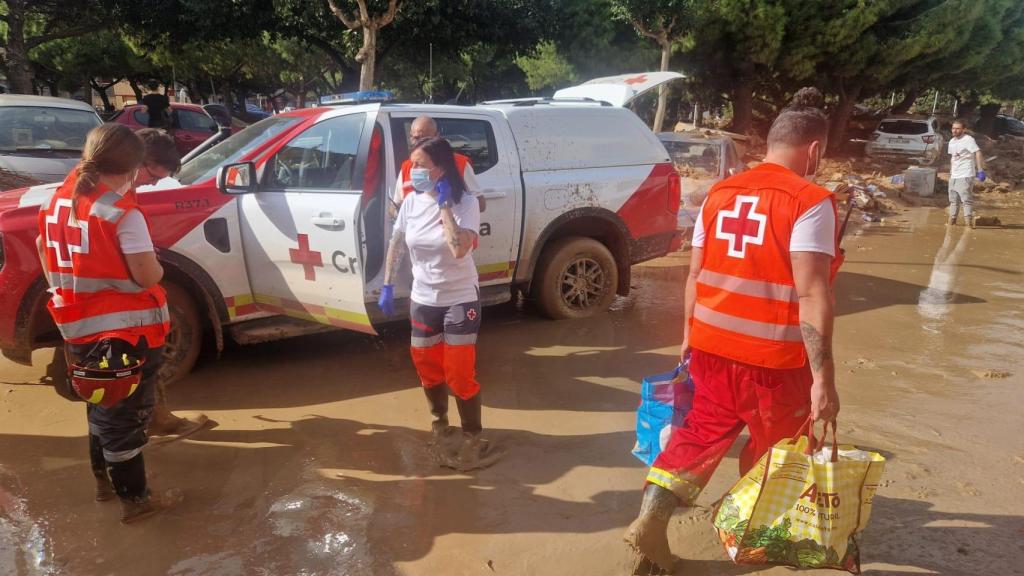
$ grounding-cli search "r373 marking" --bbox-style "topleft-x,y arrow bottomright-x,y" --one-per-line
174,198 -> 212,210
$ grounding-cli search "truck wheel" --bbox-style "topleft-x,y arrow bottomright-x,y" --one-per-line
534,236 -> 618,320
159,282 -> 203,386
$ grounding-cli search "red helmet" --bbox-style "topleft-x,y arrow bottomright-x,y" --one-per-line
69,340 -> 144,408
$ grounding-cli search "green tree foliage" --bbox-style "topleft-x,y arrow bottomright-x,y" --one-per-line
515,41 -> 577,92
30,31 -> 149,110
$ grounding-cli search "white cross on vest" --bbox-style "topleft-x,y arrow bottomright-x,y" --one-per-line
715,195 -> 766,258
45,198 -> 89,268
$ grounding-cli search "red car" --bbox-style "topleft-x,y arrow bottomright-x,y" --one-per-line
109,102 -> 220,155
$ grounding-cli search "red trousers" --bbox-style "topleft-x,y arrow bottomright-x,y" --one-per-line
646,349 -> 812,504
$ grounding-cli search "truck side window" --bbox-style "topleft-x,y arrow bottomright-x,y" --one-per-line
265,113 -> 366,192
391,117 -> 499,176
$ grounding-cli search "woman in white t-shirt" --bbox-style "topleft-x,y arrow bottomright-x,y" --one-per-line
379,137 -> 499,471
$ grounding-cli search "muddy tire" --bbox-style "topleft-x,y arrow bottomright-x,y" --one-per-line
159,282 -> 203,386
533,236 -> 618,320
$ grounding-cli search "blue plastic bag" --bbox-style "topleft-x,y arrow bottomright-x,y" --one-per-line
632,360 -> 695,466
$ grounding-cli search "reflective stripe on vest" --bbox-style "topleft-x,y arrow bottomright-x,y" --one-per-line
692,303 -> 803,343
56,305 -> 170,341
89,192 -> 126,223
46,273 -> 146,295
696,269 -> 797,303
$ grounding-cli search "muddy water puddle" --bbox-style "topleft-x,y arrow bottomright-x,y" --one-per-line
2,206 -> 1023,575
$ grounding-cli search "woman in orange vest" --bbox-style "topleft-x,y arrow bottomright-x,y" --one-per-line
37,124 -> 174,524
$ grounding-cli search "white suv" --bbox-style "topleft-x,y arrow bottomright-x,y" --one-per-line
865,115 -> 944,165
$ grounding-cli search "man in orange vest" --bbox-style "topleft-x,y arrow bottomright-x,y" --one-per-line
624,88 -> 842,573
391,116 -> 485,217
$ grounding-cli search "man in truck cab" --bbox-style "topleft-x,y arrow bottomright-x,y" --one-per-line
391,116 -> 486,217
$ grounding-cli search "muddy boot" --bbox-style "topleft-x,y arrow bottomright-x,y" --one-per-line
119,490 -> 181,524
450,395 -> 504,471
623,484 -> 679,574
89,435 -> 115,502
147,403 -> 209,438
423,385 -> 450,443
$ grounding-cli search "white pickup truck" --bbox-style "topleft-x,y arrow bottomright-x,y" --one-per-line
0,78 -> 682,384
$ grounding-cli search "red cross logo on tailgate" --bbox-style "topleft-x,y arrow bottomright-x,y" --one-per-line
715,195 -> 766,258
45,198 -> 88,268
289,234 -> 323,281
623,74 -> 648,85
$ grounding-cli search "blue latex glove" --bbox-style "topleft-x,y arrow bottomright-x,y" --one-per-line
378,285 -> 394,317
435,177 -> 452,207
976,170 -> 986,182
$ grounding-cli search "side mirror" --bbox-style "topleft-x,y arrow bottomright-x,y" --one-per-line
217,162 -> 257,194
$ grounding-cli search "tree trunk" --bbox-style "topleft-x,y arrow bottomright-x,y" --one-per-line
730,82 -> 754,134
128,78 -> 144,102
358,26 -> 378,91
652,40 -> 671,133
694,99 -> 704,128
4,8 -> 36,94
977,103 -> 1000,137
90,82 -> 114,112
828,81 -> 863,155
892,87 -> 920,115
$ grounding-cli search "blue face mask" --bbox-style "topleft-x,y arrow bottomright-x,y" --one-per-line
410,168 -> 434,192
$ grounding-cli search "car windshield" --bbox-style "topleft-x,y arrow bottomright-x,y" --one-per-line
0,106 -> 101,152
878,120 -> 929,135
663,140 -> 721,179
177,115 -> 303,185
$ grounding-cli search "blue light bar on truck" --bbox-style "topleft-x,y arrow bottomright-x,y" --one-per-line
320,91 -> 395,105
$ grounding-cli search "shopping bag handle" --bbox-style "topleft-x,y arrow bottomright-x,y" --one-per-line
791,416 -> 839,462
669,355 -> 691,384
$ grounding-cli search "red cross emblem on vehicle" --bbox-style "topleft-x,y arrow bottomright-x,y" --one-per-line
715,195 -> 766,258
623,74 -> 648,85
288,233 -> 323,281
44,198 -> 88,268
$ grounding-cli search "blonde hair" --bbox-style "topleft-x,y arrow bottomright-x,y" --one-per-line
73,124 -> 144,212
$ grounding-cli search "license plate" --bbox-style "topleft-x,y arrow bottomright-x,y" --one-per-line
888,137 -> 910,144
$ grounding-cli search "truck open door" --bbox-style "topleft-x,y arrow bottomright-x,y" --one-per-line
221,109 -> 379,334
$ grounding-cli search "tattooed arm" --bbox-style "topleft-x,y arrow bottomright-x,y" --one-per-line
439,206 -> 477,259
791,251 -> 839,422
383,231 -> 407,286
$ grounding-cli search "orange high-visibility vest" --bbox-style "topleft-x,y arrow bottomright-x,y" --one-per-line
399,153 -> 471,198
689,162 -> 839,369
38,170 -> 170,347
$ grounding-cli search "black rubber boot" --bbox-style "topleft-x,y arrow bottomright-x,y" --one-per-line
455,394 -> 482,435
89,435 -> 115,502
423,385 -> 449,439
623,484 -> 679,574
107,452 -> 148,501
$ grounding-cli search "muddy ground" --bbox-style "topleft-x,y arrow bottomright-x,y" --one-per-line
2,195 -> 1023,575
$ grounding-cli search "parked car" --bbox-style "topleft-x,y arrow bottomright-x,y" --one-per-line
0,84 -> 681,385
993,114 -> 1024,137
233,102 -> 271,124
658,131 -> 746,231
109,102 -> 220,155
865,115 -> 944,165
202,104 -> 248,133
0,95 -> 103,184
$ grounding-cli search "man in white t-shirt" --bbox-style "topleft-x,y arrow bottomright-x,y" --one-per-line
947,120 -> 987,227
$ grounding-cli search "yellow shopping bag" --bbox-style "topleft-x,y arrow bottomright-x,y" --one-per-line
712,419 -> 885,573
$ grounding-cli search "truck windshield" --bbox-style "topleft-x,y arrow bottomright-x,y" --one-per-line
177,116 -> 303,185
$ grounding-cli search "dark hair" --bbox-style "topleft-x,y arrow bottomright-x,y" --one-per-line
767,87 -> 829,148
412,137 -> 467,204
136,128 -> 181,173
147,80 -> 160,92
73,124 -> 144,211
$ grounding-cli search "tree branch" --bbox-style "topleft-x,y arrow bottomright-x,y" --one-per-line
355,0 -> 370,24
326,0 -> 361,30
377,0 -> 401,27
26,26 -> 95,49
